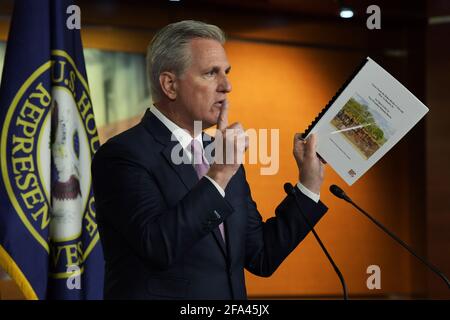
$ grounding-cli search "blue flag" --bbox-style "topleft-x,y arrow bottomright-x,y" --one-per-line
0,0 -> 104,299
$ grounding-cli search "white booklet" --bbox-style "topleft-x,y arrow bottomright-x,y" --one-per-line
304,57 -> 429,185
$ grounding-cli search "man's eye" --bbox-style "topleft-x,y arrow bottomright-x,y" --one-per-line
205,70 -> 216,76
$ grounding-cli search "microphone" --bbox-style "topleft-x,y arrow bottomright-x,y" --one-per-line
284,183 -> 349,300
329,184 -> 351,202
330,184 -> 450,290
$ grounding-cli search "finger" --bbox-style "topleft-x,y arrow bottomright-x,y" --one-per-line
294,132 -> 303,141
217,101 -> 229,131
237,132 -> 247,150
305,133 -> 317,157
233,131 -> 244,163
228,122 -> 243,131
294,133 -> 305,163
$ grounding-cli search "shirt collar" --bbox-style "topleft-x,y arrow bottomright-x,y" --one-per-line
150,105 -> 203,150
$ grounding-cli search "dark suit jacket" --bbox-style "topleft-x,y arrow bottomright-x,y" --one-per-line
91,109 -> 328,300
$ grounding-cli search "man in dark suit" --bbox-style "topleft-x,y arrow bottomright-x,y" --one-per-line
91,20 -> 328,299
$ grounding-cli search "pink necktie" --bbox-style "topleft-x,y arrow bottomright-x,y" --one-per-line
190,139 -> 225,242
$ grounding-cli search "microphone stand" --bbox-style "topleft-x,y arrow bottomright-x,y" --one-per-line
330,184 -> 450,290
284,183 -> 349,300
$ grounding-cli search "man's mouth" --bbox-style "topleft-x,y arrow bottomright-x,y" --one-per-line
214,99 -> 226,108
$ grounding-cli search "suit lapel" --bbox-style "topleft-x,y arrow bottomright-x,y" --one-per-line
142,109 -> 198,190
161,141 -> 198,191
142,110 -> 229,258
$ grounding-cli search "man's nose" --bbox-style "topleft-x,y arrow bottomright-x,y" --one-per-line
218,74 -> 232,93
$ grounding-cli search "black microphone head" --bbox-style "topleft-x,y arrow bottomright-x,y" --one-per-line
329,184 -> 351,202
283,182 -> 294,195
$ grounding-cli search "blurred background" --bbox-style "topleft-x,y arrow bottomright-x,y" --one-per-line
0,0 -> 449,299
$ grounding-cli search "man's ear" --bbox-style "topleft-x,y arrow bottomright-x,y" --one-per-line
159,71 -> 178,100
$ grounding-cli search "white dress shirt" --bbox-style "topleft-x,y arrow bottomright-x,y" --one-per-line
150,105 -> 320,202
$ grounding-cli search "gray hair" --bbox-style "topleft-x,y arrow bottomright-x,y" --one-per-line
146,20 -> 226,102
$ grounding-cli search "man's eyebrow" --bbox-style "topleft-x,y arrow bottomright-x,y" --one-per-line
205,66 -> 232,73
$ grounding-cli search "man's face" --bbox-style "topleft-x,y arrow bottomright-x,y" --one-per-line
175,38 -> 232,129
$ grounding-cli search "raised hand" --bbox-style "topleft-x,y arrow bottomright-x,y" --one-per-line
293,133 -> 324,194
207,102 -> 249,190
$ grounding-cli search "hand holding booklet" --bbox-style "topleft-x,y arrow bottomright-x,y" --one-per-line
303,57 -> 429,185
